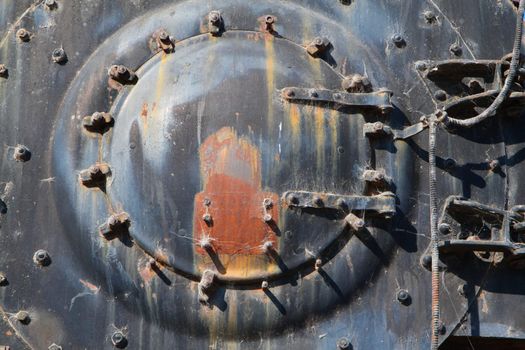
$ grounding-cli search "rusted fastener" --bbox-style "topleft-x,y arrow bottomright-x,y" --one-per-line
314,258 -> 323,270
208,11 -> 223,36
13,145 -> 31,162
391,33 -> 406,48
79,163 -> 111,188
306,37 -> 330,57
51,48 -> 67,64
155,29 -> 175,53
48,344 -> 62,350
202,213 -> 213,225
33,249 -> 51,266
450,43 -> 462,56
467,79 -> 484,94
362,169 -> 390,187
282,88 -> 296,99
312,196 -> 324,208
260,15 -> 276,32
342,74 -> 372,93
396,289 -> 411,305
199,236 -> 213,251
337,337 -> 351,349
0,64 -> 7,78
363,122 -> 392,138
99,212 -> 131,240
108,65 -> 137,86
16,28 -> 31,42
443,158 -> 456,170
423,10 -> 436,23
286,193 -> 299,205
438,223 -> 451,235
111,331 -> 127,348
198,270 -> 217,306
415,61 -> 427,71
261,280 -> 269,290
262,241 -> 274,254
45,0 -> 57,9
263,198 -> 273,209
83,112 -> 114,134
434,89 -> 447,101
0,274 -> 7,286
489,159 -> 501,172
344,213 -> 365,231
15,311 -> 30,325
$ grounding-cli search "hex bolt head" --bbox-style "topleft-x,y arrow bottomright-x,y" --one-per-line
13,145 -> 31,162
261,280 -> 269,289
16,28 -> 30,42
438,223 -> 452,235
51,48 -> 67,64
111,331 -> 127,348
337,337 -> 351,349
33,249 -> 51,266
397,289 -> 411,305
391,33 -> 405,47
342,74 -> 371,92
434,90 -> 447,101
450,44 -> 462,56
15,311 -> 30,325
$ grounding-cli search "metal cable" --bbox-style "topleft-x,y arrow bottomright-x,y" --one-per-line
444,0 -> 525,128
429,119 -> 440,350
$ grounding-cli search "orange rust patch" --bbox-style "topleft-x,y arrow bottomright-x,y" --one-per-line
141,103 -> 148,119
138,264 -> 156,283
79,279 -> 100,293
194,127 -> 279,255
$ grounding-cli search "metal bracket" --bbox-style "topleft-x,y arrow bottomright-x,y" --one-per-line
438,196 -> 525,268
282,191 -> 396,217
281,87 -> 393,114
363,121 -> 428,140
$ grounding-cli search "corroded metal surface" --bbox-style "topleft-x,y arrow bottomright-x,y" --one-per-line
0,0 -> 523,349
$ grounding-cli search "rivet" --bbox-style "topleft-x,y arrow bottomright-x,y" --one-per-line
48,344 -> 62,350
203,198 -> 211,206
438,223 -> 452,235
312,196 -> 323,207
262,241 -> 274,254
51,48 -> 67,64
111,331 -> 127,348
396,289 -> 411,305
314,258 -> 322,270
13,145 -> 31,162
16,28 -> 30,42
434,90 -> 447,101
202,213 -> 212,224
263,198 -> 273,209
415,61 -> 427,71
263,213 -> 272,223
423,10 -> 436,23
337,337 -> 351,349
336,198 -> 347,209
0,64 -> 7,78
443,158 -> 456,170
391,34 -> 406,47
0,274 -> 7,286
261,280 -> 269,290
33,249 -> 51,266
489,159 -> 500,171
420,254 -> 432,270
45,0 -> 57,9
450,43 -> 462,56
283,88 -> 295,98
457,283 -> 467,297
438,321 -> 446,335
15,311 -> 30,325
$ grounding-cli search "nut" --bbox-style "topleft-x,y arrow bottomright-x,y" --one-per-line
342,74 -> 372,93
337,337 -> 351,349
16,28 -> 30,42
391,34 -> 405,47
48,344 -> 62,350
16,311 -> 30,325
111,331 -> 127,348
13,145 -> 31,162
396,289 -> 411,305
450,43 -> 462,56
45,0 -> 57,8
33,249 -> 51,266
51,48 -> 67,64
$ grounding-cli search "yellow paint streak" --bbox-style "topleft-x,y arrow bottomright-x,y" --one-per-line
329,109 -> 339,176
148,54 -> 168,134
265,36 -> 275,128
314,107 -> 326,170
289,104 -> 301,146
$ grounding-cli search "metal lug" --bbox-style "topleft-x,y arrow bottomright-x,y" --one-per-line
306,37 -> 330,57
99,212 -> 131,240
82,112 -> 114,134
198,270 -> 217,306
79,163 -> 111,188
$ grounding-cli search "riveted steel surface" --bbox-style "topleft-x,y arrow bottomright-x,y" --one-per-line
0,0 -> 523,349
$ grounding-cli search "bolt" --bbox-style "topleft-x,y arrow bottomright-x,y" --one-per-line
13,145 -> 31,162
48,344 -> 62,350
345,213 -> 365,231
16,28 -> 30,42
342,74 -> 371,92
158,30 -> 169,42
423,10 -> 436,23
199,237 -> 213,250
438,321 -> 446,335
306,37 -> 330,57
421,254 -> 432,270
336,198 -> 347,209
33,249 -> 51,266
15,311 -> 30,325
52,48 -> 67,64
283,88 -> 295,98
111,331 -> 127,348
209,11 -> 221,24
468,79 -> 484,94
415,61 -> 427,71
45,0 -> 57,8
373,121 -> 384,131
337,337 -> 351,349
286,193 -> 299,205
434,90 -> 447,101
312,196 -> 323,207
438,223 -> 452,235
0,274 -> 7,286
309,89 -> 318,98
315,258 -> 322,270
263,198 -> 273,209
265,15 -> 275,24
391,34 -> 405,47
450,43 -> 462,56
489,159 -> 500,171
263,213 -> 272,223
457,283 -> 467,297
203,198 -> 211,206
262,241 -> 273,254
261,280 -> 269,289
443,158 -> 456,170
0,64 -> 7,77
117,65 -> 128,76
397,289 -> 411,305
202,213 -> 212,224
